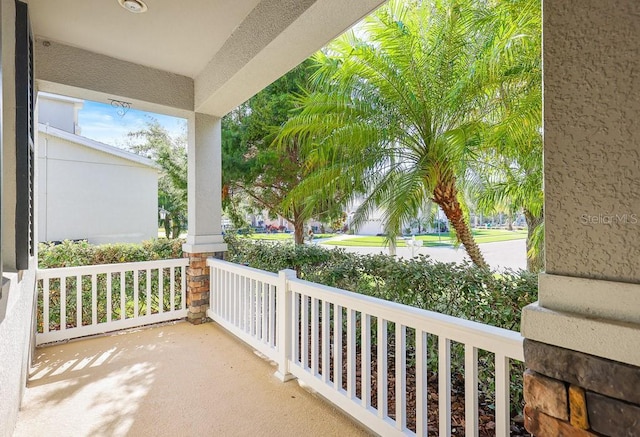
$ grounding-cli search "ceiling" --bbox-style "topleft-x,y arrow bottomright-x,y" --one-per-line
28,0 -> 386,116
28,0 -> 261,78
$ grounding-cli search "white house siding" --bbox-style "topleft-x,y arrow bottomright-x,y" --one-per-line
38,131 -> 158,244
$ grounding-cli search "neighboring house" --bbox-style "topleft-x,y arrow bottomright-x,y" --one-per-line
37,93 -> 158,244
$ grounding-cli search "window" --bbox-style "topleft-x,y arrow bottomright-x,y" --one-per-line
15,0 -> 35,271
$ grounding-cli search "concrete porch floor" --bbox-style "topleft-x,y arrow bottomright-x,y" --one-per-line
14,321 -> 371,437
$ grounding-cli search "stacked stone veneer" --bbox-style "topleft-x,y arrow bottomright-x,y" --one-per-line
184,252 -> 215,324
523,340 -> 640,436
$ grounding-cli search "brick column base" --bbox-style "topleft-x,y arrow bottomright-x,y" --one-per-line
184,251 -> 215,324
523,339 -> 640,436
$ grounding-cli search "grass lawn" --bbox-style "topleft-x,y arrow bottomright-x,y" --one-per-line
323,229 -> 527,247
246,233 -> 294,241
242,233 -> 337,241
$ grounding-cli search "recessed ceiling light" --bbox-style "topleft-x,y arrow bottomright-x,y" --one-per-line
118,0 -> 148,14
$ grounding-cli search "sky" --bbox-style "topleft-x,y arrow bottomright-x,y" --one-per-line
77,100 -> 186,148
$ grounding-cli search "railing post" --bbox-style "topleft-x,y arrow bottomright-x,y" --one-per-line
275,268 -> 296,382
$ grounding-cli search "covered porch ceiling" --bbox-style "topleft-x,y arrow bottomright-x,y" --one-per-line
27,0 -> 386,117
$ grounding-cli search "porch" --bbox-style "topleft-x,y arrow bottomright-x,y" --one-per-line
17,257 -> 525,436
15,321 -> 368,437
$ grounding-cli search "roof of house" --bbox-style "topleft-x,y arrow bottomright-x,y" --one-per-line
38,123 -> 160,170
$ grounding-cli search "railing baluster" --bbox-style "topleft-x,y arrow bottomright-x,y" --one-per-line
377,318 -> 387,418
270,284 -> 277,347
361,313 -> 371,408
439,337 -> 452,437
321,300 -> 330,383
240,276 -> 251,332
146,269 -> 151,316
395,323 -> 407,430
43,279 -> 50,334
215,267 -> 221,316
227,271 -> 232,321
158,268 -> 164,314
495,354 -> 510,437
347,309 -> 356,399
60,276 -> 67,331
76,275 -> 82,328
262,282 -> 269,343
92,274 -> 98,325
120,271 -> 126,319
334,304 -> 343,391
465,345 -> 479,437
133,270 -> 139,317
416,330 -> 428,436
106,272 -> 112,322
302,295 -> 309,367
181,265 -> 186,310
293,291 -> 300,364
311,297 -> 319,375
222,270 -> 228,319
250,279 -> 256,336
235,273 -> 240,325
170,266 -> 175,312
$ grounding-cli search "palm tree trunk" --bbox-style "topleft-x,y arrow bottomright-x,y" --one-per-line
433,181 -> 488,269
524,209 -> 544,272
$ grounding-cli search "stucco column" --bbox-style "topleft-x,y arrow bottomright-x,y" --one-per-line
521,1 -> 640,435
183,112 -> 227,324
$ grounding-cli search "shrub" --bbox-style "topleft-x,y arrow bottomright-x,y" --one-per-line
225,234 -> 536,331
38,238 -> 185,268
225,234 -> 536,414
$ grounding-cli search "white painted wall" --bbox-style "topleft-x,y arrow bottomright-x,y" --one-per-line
38,130 -> 158,244
0,3 -> 38,436
37,92 -> 82,134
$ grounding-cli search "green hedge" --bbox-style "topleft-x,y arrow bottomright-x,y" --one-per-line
38,238 -> 184,268
225,235 -> 536,414
225,235 -> 537,331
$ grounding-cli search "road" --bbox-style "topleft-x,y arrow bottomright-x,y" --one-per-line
319,237 -> 527,271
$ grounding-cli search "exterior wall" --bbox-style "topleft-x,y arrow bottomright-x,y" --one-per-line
2,0 -> 17,271
0,268 -> 36,437
37,133 -> 158,244
0,2 -> 37,436
543,0 -> 640,283
37,93 -> 82,134
523,0 -> 640,434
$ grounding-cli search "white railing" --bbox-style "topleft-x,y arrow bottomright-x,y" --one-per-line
207,260 -> 281,363
36,258 -> 189,345
208,259 -> 524,437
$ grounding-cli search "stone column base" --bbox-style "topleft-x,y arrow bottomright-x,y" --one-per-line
184,251 -> 214,324
523,339 -> 640,436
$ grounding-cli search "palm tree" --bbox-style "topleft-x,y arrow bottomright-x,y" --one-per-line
279,0 -> 493,267
471,0 -> 543,271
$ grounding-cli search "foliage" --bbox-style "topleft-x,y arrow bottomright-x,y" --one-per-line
128,121 -> 188,238
38,239 -> 184,268
37,239 -> 186,334
225,235 -> 536,331
278,0 -> 501,266
225,235 -> 536,413
221,59 -> 345,244
466,0 -> 544,271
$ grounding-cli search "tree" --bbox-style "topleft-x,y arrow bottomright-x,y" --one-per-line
128,121 -> 187,239
278,0 -> 494,267
222,60 -> 344,244
469,0 -> 543,271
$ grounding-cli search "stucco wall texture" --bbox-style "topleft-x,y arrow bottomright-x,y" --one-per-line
544,0 -> 640,283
